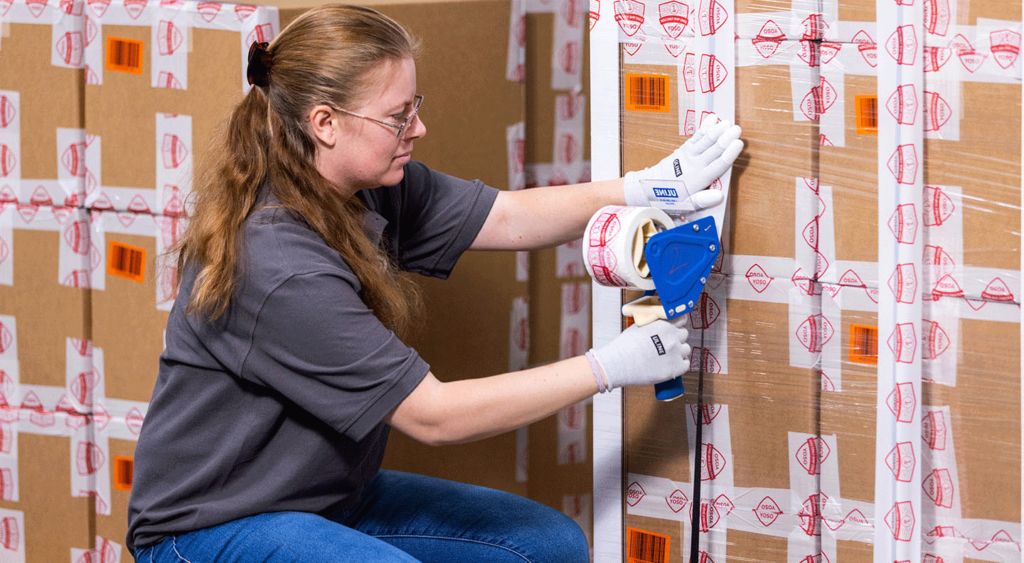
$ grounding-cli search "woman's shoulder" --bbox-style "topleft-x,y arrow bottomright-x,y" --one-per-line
243,206 -> 355,281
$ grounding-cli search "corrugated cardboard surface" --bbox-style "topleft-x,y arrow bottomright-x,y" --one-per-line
0,22 -> 84,195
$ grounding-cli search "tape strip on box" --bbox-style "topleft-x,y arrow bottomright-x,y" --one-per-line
506,0 -> 525,82
0,91 -> 19,205
552,0 -> 584,90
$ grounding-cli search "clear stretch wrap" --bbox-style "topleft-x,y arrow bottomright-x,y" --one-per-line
589,0 -> 1022,561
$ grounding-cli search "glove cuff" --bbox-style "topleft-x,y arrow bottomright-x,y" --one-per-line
585,349 -> 610,393
622,171 -> 649,207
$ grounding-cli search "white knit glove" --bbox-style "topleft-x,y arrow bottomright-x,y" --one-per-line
587,320 -> 691,391
623,119 -> 743,208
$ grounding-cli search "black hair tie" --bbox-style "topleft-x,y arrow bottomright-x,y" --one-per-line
246,41 -> 273,87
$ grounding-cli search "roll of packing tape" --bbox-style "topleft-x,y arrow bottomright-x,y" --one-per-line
583,205 -> 674,291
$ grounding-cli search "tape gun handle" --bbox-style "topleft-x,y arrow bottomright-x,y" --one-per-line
621,292 -> 686,402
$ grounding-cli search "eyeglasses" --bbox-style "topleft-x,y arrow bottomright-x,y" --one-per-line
335,94 -> 424,139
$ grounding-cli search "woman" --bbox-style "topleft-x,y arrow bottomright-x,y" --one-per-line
127,5 -> 743,562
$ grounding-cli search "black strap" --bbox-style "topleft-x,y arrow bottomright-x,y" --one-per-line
689,323 -> 706,563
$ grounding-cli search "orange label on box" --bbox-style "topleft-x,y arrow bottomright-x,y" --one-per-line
625,74 -> 670,113
855,95 -> 878,135
113,456 -> 134,491
108,241 -> 146,282
106,36 -> 144,75
849,323 -> 878,365
627,527 -> 669,563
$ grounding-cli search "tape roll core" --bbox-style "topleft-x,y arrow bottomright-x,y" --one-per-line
583,205 -> 674,290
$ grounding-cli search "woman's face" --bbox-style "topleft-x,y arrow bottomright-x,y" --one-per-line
315,57 -> 426,195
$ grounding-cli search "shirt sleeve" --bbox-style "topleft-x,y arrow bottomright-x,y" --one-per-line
390,162 -> 499,277
239,270 -> 430,442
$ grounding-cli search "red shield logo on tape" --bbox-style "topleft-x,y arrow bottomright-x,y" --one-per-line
852,30 -> 878,67
26,0 -> 47,17
824,508 -> 870,532
696,0 -> 726,36
885,441 -> 916,482
819,41 -> 842,64
613,0 -> 644,36
626,481 -> 646,506
931,274 -> 963,299
699,53 -> 728,92
923,555 -> 946,563
950,34 -> 986,72
158,71 -> 184,90
87,0 -> 110,17
888,203 -> 918,244
0,0 -> 14,15
700,442 -> 726,480
689,347 -> 721,374
29,186 -> 52,206
56,30 -> 84,66
63,220 -> 91,255
923,91 -> 952,132
886,25 -> 918,65
623,36 -> 645,56
886,381 -> 917,422
922,320 -> 950,360
796,314 -> 834,353
85,64 -> 100,85
157,20 -> 184,55
689,403 -> 722,425
885,501 -> 916,541
658,1 -> 689,38
561,328 -> 585,358
123,0 -> 146,19
923,186 -> 954,226
798,493 -> 826,536
887,144 -> 919,185
84,17 -> 99,47
162,134 -> 189,169
923,0 -> 950,36
561,0 -> 583,28
888,263 -> 917,304
683,53 -> 697,92
982,277 -> 1015,301
745,264 -> 773,293
886,84 -> 918,125
0,323 -> 12,354
235,4 -> 257,21
196,1 -> 221,21
801,13 -> 827,40
62,142 -> 87,177
589,0 -> 600,30
798,39 -> 819,67
752,20 -> 784,58
796,436 -> 831,475
688,294 -> 719,329
0,144 -> 17,178
560,41 -> 582,74
753,496 -> 782,527
0,516 -> 18,550
922,409 -> 947,450
990,29 -> 1021,69
690,498 -> 720,532
887,324 -> 918,365
666,489 -> 688,513
923,468 -> 954,508
76,441 -> 105,475
924,46 -> 952,72
800,77 -> 838,120
664,40 -> 686,58
0,96 -> 16,129
247,23 -> 274,46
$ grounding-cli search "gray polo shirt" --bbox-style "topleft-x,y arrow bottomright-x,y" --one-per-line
126,162 -> 499,551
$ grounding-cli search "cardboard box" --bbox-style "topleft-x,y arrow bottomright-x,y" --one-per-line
0,0 -> 86,207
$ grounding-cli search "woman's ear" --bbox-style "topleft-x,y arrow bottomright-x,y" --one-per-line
307,105 -> 338,147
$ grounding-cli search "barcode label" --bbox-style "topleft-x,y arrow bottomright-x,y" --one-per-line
627,527 -> 669,563
625,74 -> 670,113
113,457 -> 134,491
106,36 -> 144,75
849,323 -> 878,365
108,241 -> 146,282
855,95 -> 878,134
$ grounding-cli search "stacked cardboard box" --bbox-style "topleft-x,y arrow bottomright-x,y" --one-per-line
590,0 -> 1021,560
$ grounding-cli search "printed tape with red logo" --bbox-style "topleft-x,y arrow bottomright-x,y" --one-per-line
506,122 -> 525,192
0,206 -> 12,287
552,0 -> 584,89
582,205 -> 673,291
556,239 -> 586,278
509,296 -> 529,372
0,91 -> 19,206
552,93 -> 587,187
506,0 -> 525,82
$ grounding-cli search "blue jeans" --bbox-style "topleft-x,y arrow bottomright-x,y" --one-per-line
131,470 -> 589,563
